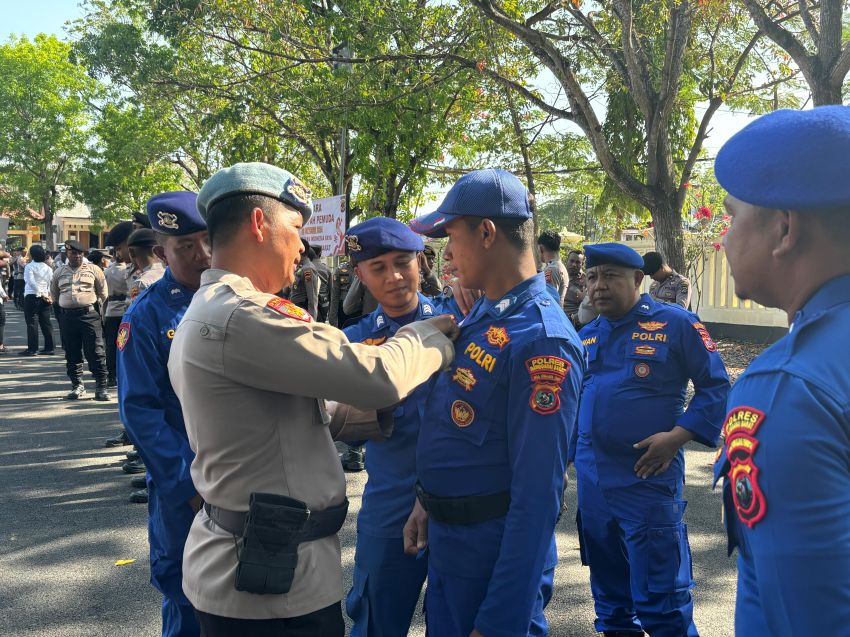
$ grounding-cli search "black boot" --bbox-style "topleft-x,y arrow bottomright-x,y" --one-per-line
341,447 -> 365,472
129,488 -> 148,503
603,631 -> 645,637
105,430 -> 130,447
122,459 -> 146,474
94,383 -> 111,401
130,476 -> 147,489
66,384 -> 86,400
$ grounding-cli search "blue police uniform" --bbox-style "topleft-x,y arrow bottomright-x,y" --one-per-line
340,216 -> 462,636
410,168 -> 584,637
711,106 -> 850,636
573,244 -> 729,637
117,191 -> 206,637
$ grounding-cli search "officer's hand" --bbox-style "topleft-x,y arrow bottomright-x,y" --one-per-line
417,251 -> 433,275
633,426 -> 695,479
403,499 -> 428,555
424,314 -> 460,341
450,280 -> 482,317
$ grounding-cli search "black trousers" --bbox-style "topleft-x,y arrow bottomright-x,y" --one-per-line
13,279 -> 25,308
194,602 -> 344,637
24,295 -> 55,353
103,316 -> 122,382
0,301 -> 5,345
61,308 -> 107,386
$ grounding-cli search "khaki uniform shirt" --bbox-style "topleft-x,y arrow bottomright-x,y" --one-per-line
167,269 -> 454,619
288,259 -> 320,320
564,271 -> 587,316
50,262 -> 108,309
542,258 -> 569,307
329,261 -> 354,327
103,262 -> 132,318
129,261 -> 165,302
649,270 -> 691,308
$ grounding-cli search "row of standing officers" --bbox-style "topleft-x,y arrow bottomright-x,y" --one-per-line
108,104 -> 850,637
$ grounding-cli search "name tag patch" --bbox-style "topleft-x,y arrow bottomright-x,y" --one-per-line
724,407 -> 767,528
526,355 -> 571,415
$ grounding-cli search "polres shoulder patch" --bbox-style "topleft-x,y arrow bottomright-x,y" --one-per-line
266,297 -> 312,323
724,406 -> 767,528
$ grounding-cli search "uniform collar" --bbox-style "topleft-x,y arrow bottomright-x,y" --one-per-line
373,293 -> 436,331
599,293 -> 655,327
463,273 -> 546,326
791,272 -> 850,330
201,268 -> 257,296
162,267 -> 194,303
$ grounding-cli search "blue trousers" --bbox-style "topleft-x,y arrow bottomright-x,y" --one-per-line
576,475 -> 698,637
162,597 -> 200,637
425,562 -> 554,637
346,533 -> 428,637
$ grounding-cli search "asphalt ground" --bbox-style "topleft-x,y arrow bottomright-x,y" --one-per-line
0,306 -> 737,636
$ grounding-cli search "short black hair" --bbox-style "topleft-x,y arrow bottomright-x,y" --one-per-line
313,245 -> 323,258
568,249 -> 584,257
537,230 -> 561,252
641,251 -> 665,275
206,194 -> 283,247
465,216 -> 535,251
29,245 -> 47,262
306,246 -> 317,260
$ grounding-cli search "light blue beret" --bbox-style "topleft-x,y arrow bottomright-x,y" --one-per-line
197,162 -> 313,222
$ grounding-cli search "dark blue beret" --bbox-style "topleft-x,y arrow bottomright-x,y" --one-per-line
410,168 -> 531,238
196,162 -> 313,222
105,221 -> 135,247
127,228 -> 157,248
585,243 -> 644,269
715,106 -> 850,210
346,217 -> 424,263
147,191 -> 206,236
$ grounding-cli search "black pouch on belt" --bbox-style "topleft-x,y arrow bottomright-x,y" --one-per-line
234,493 -> 310,595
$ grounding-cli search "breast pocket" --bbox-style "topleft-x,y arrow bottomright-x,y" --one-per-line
623,343 -> 669,387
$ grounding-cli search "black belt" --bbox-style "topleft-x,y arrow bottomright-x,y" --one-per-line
416,482 -> 510,525
61,305 -> 95,315
204,499 -> 349,539
107,294 -> 126,301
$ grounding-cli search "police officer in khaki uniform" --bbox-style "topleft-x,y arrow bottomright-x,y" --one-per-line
50,239 -> 109,400
288,239 -> 320,320
537,230 -> 569,306
168,162 -> 458,636
329,258 -> 354,327
642,251 -> 692,308
127,229 -> 166,302
103,221 -> 136,388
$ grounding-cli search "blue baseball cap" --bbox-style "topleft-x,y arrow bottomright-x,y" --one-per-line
410,168 -> 532,238
147,191 -> 206,236
345,217 -> 424,263
715,106 -> 850,210
584,243 -> 644,270
197,162 -> 313,222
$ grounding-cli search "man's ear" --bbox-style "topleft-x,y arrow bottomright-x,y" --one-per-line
772,209 -> 798,259
249,208 -> 265,243
153,245 -> 167,265
481,218 -> 497,248
634,269 -> 645,288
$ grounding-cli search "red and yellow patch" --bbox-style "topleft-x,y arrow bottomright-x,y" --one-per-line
166,329 -> 175,340
634,362 -> 651,378
266,297 -> 312,322
723,407 -> 767,528
485,326 -> 510,350
637,321 -> 667,332
116,322 -> 131,351
451,399 -> 475,428
363,337 -> 387,346
693,322 -> 717,352
526,355 -> 571,415
634,345 -> 656,356
452,367 -> 477,392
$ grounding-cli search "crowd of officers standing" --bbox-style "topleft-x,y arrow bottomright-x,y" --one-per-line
1,105 -> 849,637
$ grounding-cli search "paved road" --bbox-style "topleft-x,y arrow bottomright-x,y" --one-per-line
0,307 -> 737,636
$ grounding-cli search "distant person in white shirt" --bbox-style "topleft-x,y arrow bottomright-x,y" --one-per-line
20,245 -> 55,356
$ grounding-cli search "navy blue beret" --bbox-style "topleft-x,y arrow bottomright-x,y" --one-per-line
715,106 -> 850,210
197,162 -> 313,222
410,168 -> 531,238
147,191 -> 206,236
346,217 -> 424,263
105,221 -> 135,247
585,243 -> 644,269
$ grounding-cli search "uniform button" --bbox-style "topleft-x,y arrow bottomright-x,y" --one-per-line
656,530 -> 664,537
541,300 -> 550,306
200,325 -> 210,336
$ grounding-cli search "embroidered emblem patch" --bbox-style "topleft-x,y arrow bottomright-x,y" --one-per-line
637,321 -> 667,332
451,399 -> 475,428
544,269 -> 552,283
693,322 -> 717,352
117,322 -> 131,351
286,177 -> 312,206
363,337 -> 387,346
156,211 -> 179,230
526,355 -> 571,415
452,367 -> 477,392
166,329 -> 175,340
345,235 -> 362,252
266,297 -> 312,322
634,362 -> 651,378
485,326 -> 510,350
634,345 -> 656,356
723,407 -> 767,528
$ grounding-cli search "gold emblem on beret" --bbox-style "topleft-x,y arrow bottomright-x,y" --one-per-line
157,211 -> 179,230
286,177 -> 312,206
346,235 -> 362,252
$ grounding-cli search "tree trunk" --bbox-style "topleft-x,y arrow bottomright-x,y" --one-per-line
651,195 -> 685,273
42,193 -> 55,251
810,78 -> 844,106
